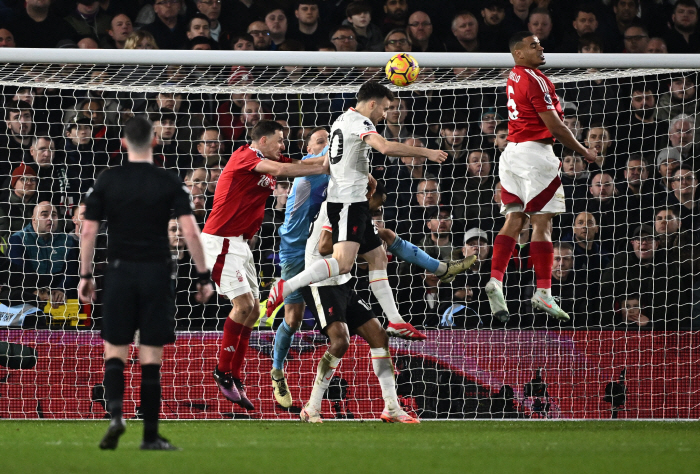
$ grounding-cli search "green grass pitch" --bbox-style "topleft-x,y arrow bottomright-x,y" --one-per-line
1,420 -> 698,474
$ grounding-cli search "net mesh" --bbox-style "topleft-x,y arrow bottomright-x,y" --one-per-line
0,61 -> 698,419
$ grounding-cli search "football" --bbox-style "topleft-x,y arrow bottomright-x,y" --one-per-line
385,53 -> 420,86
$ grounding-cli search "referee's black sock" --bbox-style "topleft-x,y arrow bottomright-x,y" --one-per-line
103,358 -> 125,419
141,364 -> 161,443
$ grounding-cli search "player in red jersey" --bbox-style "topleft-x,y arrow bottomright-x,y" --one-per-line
485,32 -> 598,323
202,120 -> 328,409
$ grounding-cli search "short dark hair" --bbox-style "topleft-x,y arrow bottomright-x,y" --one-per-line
578,33 -> 604,52
346,1 -> 372,17
528,7 -> 552,21
230,33 -> 254,48
630,81 -> 653,95
509,31 -> 533,52
575,4 -> 598,18
250,120 -> 284,142
674,0 -> 697,13
188,12 -> 210,30
329,25 -> 354,41
123,115 -> 153,151
296,0 -> 319,8
188,36 -> 217,50
554,241 -> 575,254
150,108 -> 176,124
357,80 -> 394,104
199,126 -> 220,141
656,205 -> 680,217
613,0 -> 639,7
303,126 -> 327,150
495,122 -> 508,134
31,134 -> 53,146
4,100 -> 31,120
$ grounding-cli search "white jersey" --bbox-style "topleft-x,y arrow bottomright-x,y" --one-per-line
306,201 -> 352,287
327,107 -> 378,204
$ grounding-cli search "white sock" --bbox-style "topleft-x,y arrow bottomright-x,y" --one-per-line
489,277 -> 503,289
536,287 -> 552,298
307,351 -> 341,412
435,261 -> 448,276
368,270 -> 405,324
284,258 -> 340,297
371,347 -> 400,413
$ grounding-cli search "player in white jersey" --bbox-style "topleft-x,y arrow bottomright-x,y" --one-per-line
267,81 -> 453,341
298,200 -> 418,423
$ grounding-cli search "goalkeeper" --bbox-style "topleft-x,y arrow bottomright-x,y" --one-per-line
272,128 -> 476,407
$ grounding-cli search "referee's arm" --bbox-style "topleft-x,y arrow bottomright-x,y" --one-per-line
177,214 -> 214,303
78,219 -> 100,303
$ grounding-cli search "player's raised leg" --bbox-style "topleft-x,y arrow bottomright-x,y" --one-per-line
529,213 -> 569,320
354,318 -> 420,423
361,243 -> 427,341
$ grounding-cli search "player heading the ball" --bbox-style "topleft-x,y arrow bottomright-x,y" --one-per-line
266,80 -> 449,341
485,32 -> 597,324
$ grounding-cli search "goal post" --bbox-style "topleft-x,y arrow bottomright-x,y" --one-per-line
0,49 -> 698,420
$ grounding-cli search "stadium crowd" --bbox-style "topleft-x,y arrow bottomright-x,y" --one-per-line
0,0 -> 699,331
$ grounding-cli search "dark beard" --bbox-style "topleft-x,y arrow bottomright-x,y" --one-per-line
676,23 -> 697,34
634,108 -> 655,120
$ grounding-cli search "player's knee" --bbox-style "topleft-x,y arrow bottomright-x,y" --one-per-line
330,335 -> 350,356
336,259 -> 354,275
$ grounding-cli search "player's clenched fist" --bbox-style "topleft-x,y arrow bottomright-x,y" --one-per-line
583,148 -> 598,164
426,149 -> 448,163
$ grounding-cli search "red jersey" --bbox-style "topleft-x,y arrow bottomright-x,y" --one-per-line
203,144 -> 291,239
506,65 -> 563,143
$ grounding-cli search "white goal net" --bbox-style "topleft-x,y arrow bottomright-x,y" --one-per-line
0,50 -> 698,420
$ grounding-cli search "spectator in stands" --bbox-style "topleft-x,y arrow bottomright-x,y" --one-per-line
103,13 -> 133,49
578,32 -> 604,53
186,13 -> 212,41
123,30 -> 158,49
616,295 -> 650,328
143,0 -> 187,50
383,28 -> 411,52
610,0 -> 641,51
260,180 -> 290,255
562,211 -> 611,288
460,227 -> 496,319
469,108 -> 501,150
656,148 -> 681,193
445,11 -> 480,52
584,125 -> 614,174
168,218 -> 205,328
646,37 -> 668,53
344,2 -> 382,52
63,116 -> 108,193
396,269 -> 444,329
330,25 -> 358,52
655,206 -> 684,251
0,27 -> 16,47
247,20 -> 272,50
527,8 -> 555,51
615,83 -> 668,157
64,1 -> 111,44
668,166 -> 700,231
28,135 -> 78,222
1,100 -> 33,176
407,11 -> 443,52
623,23 -> 649,53
617,154 -> 658,226
560,149 -> 589,206
194,127 -> 224,167
382,0 -> 408,34
0,164 -> 38,244
663,0 -> 700,54
666,114 -> 695,160
600,225 -> 680,327
558,5 -> 600,53
418,206 -> 456,263
77,37 -> 99,48
287,1 -> 326,51
239,99 -> 263,141
184,167 -> 207,195
204,159 -> 224,211
384,137 -> 433,222
572,172 -> 622,248
265,7 -> 287,49
7,202 -> 78,307
453,150 -> 495,224
658,74 -> 697,122
190,186 -> 207,228
151,110 -> 178,170
479,0 -> 508,52
493,121 -> 508,163
381,97 -> 409,143
231,33 -> 254,50
435,118 -> 469,192
11,0 -> 73,48
396,178 -> 441,242
503,0 -> 532,34
195,0 -> 229,45
549,241 -> 595,327
187,36 -> 215,50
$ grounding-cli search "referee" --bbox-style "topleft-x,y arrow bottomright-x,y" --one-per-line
78,116 -> 213,451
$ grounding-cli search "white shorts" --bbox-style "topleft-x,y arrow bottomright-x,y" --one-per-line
499,141 -> 566,216
201,233 -> 259,300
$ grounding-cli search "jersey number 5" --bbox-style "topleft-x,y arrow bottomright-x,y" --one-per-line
507,85 -> 519,120
329,129 -> 343,164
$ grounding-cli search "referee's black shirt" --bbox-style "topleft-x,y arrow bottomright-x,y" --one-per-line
84,161 -> 193,262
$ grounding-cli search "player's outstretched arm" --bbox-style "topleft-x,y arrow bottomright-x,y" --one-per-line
539,110 -> 597,163
363,133 -> 447,163
78,219 -> 99,303
178,214 -> 214,303
255,159 -> 327,178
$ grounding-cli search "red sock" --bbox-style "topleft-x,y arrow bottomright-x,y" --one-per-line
491,235 -> 516,282
230,325 -> 252,379
217,318 -> 243,373
530,241 -> 554,289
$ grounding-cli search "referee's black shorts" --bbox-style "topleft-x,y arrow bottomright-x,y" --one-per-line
301,282 -> 376,335
101,259 -> 176,346
326,201 -> 383,255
